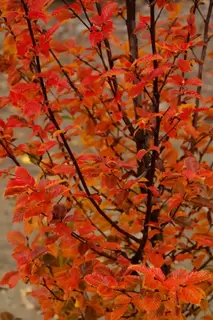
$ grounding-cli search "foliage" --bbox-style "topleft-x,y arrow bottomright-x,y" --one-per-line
0,0 -> 213,319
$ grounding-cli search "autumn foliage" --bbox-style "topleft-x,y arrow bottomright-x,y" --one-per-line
1,0 -> 213,319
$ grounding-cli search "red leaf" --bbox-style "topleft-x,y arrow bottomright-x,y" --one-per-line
22,101 -> 41,118
54,222 -> 73,236
6,115 -> 28,128
148,186 -> 159,197
52,164 -> 75,176
28,10 -> 48,23
186,78 -> 202,86
150,63 -> 172,79
136,149 -> 146,161
184,156 -> 199,173
89,28 -> 104,46
0,271 -> 20,288
15,167 -> 35,185
169,74 -> 184,86
102,174 -> 117,189
128,80 -> 146,98
101,2 -> 118,22
5,167 -> 35,196
85,273 -> 118,287
128,265 -> 166,282
135,15 -> 150,32
117,255 -> 131,266
67,267 -> 80,289
28,0 -> 47,11
149,146 -> 160,154
38,140 -> 57,155
11,83 -> 30,93
12,246 -> 31,266
184,90 -> 201,99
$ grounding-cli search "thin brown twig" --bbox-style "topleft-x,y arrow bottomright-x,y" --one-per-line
193,0 -> 213,127
42,278 -> 65,302
0,138 -> 21,167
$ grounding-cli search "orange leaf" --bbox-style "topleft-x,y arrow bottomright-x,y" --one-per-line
97,284 -> 117,298
109,304 -> 128,320
102,242 -> 121,251
203,316 -> 213,320
193,253 -> 206,269
52,164 -> 75,175
50,40 -> 68,53
141,293 -> 161,311
185,270 -> 212,285
101,68 -> 126,78
133,54 -> 163,66
177,58 -> 191,72
148,252 -> 164,268
101,2 -> 118,22
181,285 -> 205,304
102,174 -> 117,190
114,294 -> 131,305
191,233 -> 213,247
6,230 -> 26,246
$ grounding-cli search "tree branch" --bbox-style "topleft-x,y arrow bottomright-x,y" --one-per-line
193,0 -> 213,127
21,0 -> 140,244
131,0 -> 161,263
0,139 -> 21,167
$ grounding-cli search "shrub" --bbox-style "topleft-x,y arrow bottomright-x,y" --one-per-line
0,0 -> 213,319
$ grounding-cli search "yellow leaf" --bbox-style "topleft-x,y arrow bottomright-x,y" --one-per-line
20,155 -> 31,165
178,103 -> 195,112
53,129 -> 66,138
4,35 -> 16,56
